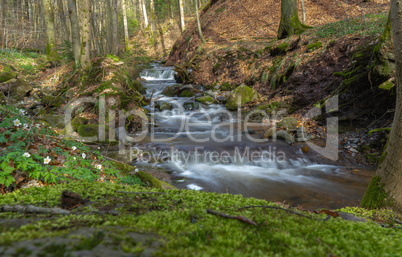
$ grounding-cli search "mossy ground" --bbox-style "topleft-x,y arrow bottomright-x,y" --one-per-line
0,181 -> 401,256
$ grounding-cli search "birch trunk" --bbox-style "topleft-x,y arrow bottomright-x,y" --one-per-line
179,0 -> 185,32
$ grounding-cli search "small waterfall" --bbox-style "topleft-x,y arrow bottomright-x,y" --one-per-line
140,68 -> 176,81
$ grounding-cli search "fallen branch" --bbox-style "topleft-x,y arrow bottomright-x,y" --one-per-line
206,209 -> 257,226
238,206 -> 330,221
0,205 -> 71,215
115,191 -> 166,195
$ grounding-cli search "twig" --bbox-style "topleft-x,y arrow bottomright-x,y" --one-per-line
115,191 -> 166,195
0,205 -> 71,215
238,206 -> 331,221
206,209 -> 257,226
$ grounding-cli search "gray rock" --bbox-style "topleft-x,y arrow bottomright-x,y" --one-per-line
275,130 -> 295,144
154,102 -> 173,111
262,127 -> 276,139
183,101 -> 200,111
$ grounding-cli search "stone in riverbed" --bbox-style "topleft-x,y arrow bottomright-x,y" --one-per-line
183,101 -> 200,111
196,96 -> 214,105
154,102 -> 173,111
161,86 -> 176,97
262,127 -> 277,139
275,130 -> 295,144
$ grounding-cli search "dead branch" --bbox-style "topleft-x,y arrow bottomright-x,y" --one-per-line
0,205 -> 71,215
238,206 -> 330,221
206,209 -> 257,226
115,191 -> 166,195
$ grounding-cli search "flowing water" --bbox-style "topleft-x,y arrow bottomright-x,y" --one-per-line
132,64 -> 373,209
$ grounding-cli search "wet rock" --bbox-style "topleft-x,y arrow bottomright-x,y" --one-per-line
242,129 -> 256,135
296,126 -> 310,142
262,127 -> 276,139
278,117 -> 298,130
225,84 -> 259,111
179,89 -> 195,97
275,130 -> 295,144
161,86 -> 176,97
196,96 -> 214,105
154,102 -> 173,111
216,95 -> 227,103
183,101 -> 200,111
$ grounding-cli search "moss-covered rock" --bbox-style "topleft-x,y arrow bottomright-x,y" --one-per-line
155,102 -> 173,111
275,130 -> 295,144
262,127 -> 277,139
161,86 -> 176,97
179,90 -> 195,97
77,124 -> 114,141
225,84 -> 259,111
41,95 -> 64,107
0,71 -> 16,83
361,176 -> 389,209
42,114 -> 65,129
196,96 -> 214,105
278,117 -> 298,130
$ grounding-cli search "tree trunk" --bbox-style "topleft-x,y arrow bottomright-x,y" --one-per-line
179,0 -> 185,32
140,0 -> 149,29
67,0 -> 81,67
56,0 -> 69,41
80,0 -> 92,69
301,0 -> 306,24
362,1 -> 402,213
277,0 -> 307,39
122,0 -> 130,51
195,0 -> 205,43
42,0 -> 59,62
111,0 -> 119,55
150,0 -> 156,33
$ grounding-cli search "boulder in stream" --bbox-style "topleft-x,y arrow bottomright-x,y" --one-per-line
183,101 -> 200,111
225,84 -> 259,111
155,102 -> 173,111
196,96 -> 214,105
275,130 -> 295,145
277,117 -> 298,130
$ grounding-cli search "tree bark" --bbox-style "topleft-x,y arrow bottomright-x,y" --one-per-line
150,0 -> 156,33
80,0 -> 92,69
140,0 -> 149,29
195,0 -> 205,43
362,2 -> 402,213
56,0 -> 69,41
111,0 -> 119,55
122,0 -> 130,51
277,0 -> 307,39
67,0 -> 81,67
301,0 -> 306,24
179,0 -> 185,32
42,0 -> 59,61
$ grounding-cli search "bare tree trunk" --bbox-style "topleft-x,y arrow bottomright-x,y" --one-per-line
195,0 -> 205,43
140,0 -> 148,29
362,1 -> 402,213
179,0 -> 185,32
67,0 -> 81,66
42,0 -> 59,61
150,0 -> 156,33
111,0 -> 119,55
56,0 -> 69,41
80,0 -> 92,69
122,0 -> 130,51
301,0 -> 306,24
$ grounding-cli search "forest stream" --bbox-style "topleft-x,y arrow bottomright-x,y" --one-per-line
112,63 -> 374,210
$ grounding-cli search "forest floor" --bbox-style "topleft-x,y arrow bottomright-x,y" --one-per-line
1,0 -> 401,256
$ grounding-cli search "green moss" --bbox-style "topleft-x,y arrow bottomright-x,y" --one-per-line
379,80 -> 395,90
0,71 -> 16,83
196,96 -> 214,105
179,90 -> 195,97
307,42 -> 323,52
368,128 -> 391,136
225,84 -> 259,111
361,176 -> 389,209
41,95 -> 64,107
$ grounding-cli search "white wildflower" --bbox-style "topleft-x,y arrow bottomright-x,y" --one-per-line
82,153 -> 86,159
23,152 -> 31,158
23,123 -> 28,129
35,124 -> 40,128
19,109 -> 26,115
72,146 -> 77,151
73,157 -> 76,160
44,156 -> 51,165
96,164 -> 102,170
13,119 -> 21,127
134,168 -> 139,173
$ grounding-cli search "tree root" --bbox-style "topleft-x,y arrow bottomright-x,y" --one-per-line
0,205 -> 71,215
